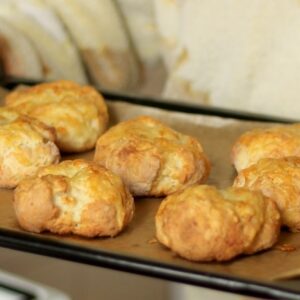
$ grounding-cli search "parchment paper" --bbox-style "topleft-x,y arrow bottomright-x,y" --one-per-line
0,87 -> 299,289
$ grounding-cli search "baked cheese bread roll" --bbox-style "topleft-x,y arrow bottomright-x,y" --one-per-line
94,116 -> 210,197
234,157 -> 300,232
0,107 -> 60,188
156,185 -> 280,262
14,159 -> 134,237
231,124 -> 300,172
5,80 -> 109,153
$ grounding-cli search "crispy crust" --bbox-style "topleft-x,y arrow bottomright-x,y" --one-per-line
0,106 -> 57,143
94,115 -> 210,196
5,80 -> 109,153
155,185 -> 280,262
232,124 -> 300,172
14,159 -> 134,237
0,107 -> 60,188
233,157 -> 300,232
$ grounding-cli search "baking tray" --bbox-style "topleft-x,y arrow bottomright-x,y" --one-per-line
0,80 -> 300,300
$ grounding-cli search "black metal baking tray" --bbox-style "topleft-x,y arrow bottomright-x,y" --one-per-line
0,78 -> 300,300
0,229 -> 299,300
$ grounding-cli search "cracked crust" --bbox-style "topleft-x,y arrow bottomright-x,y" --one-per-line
0,107 -> 60,188
14,159 -> 134,237
232,124 -> 300,172
5,80 -> 109,153
234,157 -> 300,232
156,185 -> 280,262
94,116 -> 210,196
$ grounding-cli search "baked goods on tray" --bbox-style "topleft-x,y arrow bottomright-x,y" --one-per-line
5,80 -> 109,153
4,80 -> 300,264
234,157 -> 300,232
14,159 -> 134,238
94,115 -> 210,197
231,124 -> 300,172
0,107 -> 60,188
156,185 -> 280,262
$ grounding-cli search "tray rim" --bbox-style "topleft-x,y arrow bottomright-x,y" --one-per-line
0,228 -> 299,300
0,78 -> 299,299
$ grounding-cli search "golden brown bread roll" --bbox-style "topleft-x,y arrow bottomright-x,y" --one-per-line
233,157 -> 300,232
5,80 -> 109,153
14,159 -> 134,237
0,106 -> 22,124
231,124 -> 300,172
156,185 -> 280,262
0,107 -> 60,188
94,116 -> 210,197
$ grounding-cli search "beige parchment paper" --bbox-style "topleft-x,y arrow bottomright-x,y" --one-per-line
0,86 -> 299,290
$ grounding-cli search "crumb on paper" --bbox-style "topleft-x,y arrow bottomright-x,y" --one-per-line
148,238 -> 158,244
275,243 -> 297,252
